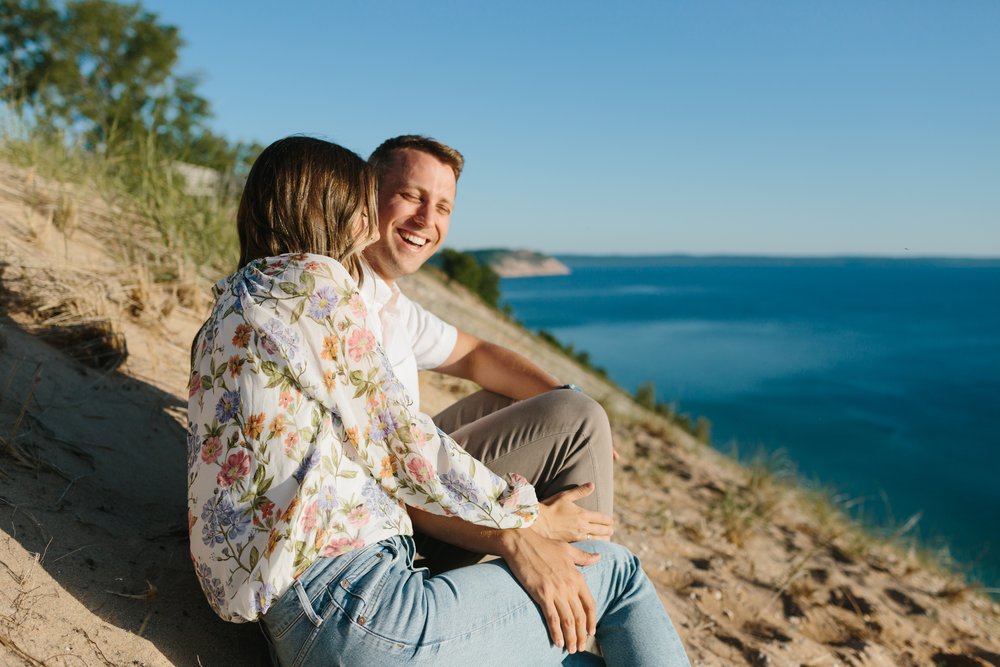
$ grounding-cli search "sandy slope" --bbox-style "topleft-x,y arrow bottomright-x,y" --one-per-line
0,163 -> 998,666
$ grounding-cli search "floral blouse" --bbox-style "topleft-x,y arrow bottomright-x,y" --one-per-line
187,253 -> 538,622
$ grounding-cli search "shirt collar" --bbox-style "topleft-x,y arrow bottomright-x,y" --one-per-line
360,261 -> 399,313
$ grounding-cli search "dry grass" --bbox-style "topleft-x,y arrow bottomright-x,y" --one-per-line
0,548 -> 49,667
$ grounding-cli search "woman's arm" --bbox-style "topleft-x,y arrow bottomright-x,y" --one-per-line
408,505 -> 601,653
250,255 -> 538,528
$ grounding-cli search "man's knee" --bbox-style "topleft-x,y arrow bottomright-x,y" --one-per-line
544,390 -> 611,432
578,540 -> 642,581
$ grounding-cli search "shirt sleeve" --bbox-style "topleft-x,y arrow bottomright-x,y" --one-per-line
396,290 -> 459,370
246,257 -> 538,529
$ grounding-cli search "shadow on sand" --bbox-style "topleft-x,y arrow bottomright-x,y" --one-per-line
0,315 -> 267,665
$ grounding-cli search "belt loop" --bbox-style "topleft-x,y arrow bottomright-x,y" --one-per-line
294,580 -> 324,628
402,535 -> 416,567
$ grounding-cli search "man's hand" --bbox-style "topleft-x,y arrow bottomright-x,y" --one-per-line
534,483 -> 614,543
499,527 -> 601,653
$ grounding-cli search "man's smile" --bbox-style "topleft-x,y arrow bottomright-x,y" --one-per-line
398,229 -> 429,248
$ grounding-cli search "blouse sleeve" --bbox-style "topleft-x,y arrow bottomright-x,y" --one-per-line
243,257 -> 538,529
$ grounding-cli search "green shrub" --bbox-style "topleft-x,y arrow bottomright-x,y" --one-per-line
437,248 -> 501,307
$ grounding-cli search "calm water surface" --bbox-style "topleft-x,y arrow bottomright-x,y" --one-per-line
501,257 -> 1000,586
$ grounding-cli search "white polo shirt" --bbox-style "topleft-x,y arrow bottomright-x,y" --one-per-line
359,264 -> 458,409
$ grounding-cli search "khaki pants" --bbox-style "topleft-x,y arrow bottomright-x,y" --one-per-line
415,388 -> 615,572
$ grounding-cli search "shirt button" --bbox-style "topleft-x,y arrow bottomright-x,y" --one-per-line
357,615 -> 366,625
340,579 -> 349,588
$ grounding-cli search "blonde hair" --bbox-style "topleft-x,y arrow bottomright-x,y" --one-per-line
237,136 -> 378,282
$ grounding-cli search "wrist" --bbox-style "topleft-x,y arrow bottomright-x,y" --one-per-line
497,527 -> 529,559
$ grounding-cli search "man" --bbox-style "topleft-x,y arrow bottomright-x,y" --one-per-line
361,135 -> 615,569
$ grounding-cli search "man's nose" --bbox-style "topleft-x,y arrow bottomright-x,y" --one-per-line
414,202 -> 435,226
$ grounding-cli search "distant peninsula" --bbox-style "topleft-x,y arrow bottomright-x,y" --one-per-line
468,248 -> 571,278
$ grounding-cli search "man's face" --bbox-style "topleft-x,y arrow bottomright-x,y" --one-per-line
364,149 -> 457,284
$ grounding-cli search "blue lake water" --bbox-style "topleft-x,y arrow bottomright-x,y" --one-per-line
500,257 -> 1000,587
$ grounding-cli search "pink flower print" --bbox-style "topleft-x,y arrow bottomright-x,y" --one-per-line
283,431 -> 300,455
348,293 -> 367,319
260,335 -> 279,356
200,436 -> 222,464
347,328 -> 376,362
411,423 -> 429,448
347,505 -> 370,528
217,450 -> 251,488
304,261 -> 321,271
278,391 -> 295,408
321,537 -> 364,558
300,500 -> 319,532
188,372 -> 201,398
405,456 -> 434,484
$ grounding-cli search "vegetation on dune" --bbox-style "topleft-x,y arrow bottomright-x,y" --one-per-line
1,0 -> 259,170
632,380 -> 711,444
431,248 -> 502,307
1,0 -> 258,276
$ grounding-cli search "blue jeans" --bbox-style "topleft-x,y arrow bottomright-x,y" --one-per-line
260,535 -> 689,666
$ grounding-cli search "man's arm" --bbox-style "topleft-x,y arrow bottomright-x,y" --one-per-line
433,330 -> 562,400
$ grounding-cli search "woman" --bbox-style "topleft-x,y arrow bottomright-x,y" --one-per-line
187,136 -> 690,665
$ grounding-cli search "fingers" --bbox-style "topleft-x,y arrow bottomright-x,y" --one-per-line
559,596 -> 578,654
570,593 -> 587,653
583,587 -> 597,637
561,482 -> 595,503
612,448 -> 621,462
543,601 -> 564,649
585,522 -> 614,540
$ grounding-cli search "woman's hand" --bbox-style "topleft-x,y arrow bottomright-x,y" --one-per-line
499,527 -> 601,654
534,483 -> 614,543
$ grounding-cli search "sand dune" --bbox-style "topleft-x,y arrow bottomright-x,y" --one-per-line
1,163 -> 998,665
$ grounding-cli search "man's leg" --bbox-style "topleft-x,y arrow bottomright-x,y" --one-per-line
417,389 -> 615,571
439,389 -> 614,512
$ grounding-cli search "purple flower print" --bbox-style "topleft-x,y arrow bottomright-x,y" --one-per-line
293,448 -> 320,484
307,286 -> 339,320
215,390 -> 241,424
196,562 -> 227,613
254,584 -> 277,615
440,470 -> 483,513
318,483 -> 339,512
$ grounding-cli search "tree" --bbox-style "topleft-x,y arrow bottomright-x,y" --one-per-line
1,0 -> 239,168
438,248 -> 501,308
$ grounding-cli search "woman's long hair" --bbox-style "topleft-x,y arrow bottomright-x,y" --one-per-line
236,136 -> 378,282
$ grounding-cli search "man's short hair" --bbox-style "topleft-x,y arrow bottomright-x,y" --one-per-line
368,135 -> 465,182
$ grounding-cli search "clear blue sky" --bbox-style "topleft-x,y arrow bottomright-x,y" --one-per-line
141,0 -> 999,257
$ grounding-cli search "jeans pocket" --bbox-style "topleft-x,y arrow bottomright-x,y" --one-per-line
321,541 -> 399,626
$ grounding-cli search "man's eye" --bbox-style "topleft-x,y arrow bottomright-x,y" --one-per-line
401,192 -> 420,202
437,205 -> 451,215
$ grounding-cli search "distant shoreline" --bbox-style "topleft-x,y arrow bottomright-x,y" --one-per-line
552,254 -> 1000,267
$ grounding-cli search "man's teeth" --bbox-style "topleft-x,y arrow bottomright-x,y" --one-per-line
400,231 -> 427,247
